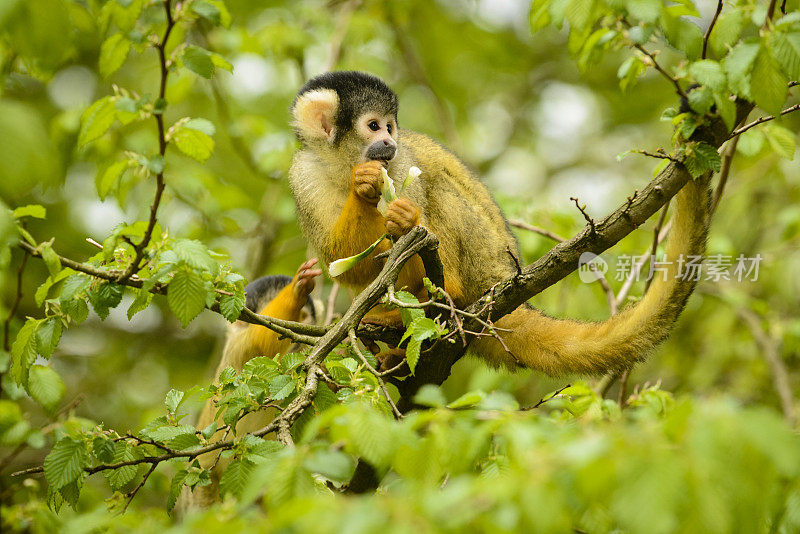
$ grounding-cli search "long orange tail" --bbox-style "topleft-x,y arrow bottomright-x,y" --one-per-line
473,176 -> 711,375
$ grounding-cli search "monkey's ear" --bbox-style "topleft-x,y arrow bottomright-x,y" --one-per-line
291,89 -> 338,142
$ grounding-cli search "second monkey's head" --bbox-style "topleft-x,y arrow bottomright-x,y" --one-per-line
291,71 -> 399,165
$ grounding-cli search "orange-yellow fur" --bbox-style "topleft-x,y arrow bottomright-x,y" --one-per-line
289,77 -> 711,377
178,280 -> 309,511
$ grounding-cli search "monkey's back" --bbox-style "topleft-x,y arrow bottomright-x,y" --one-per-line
397,130 -> 520,305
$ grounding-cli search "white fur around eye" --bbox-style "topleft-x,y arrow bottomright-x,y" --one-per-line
292,89 -> 338,141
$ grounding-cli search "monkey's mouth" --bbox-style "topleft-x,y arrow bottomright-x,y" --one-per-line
365,141 -> 397,162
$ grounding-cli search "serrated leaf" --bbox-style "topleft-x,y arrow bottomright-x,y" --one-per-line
723,42 -> 759,100
173,239 -> 218,275
167,468 -> 188,513
661,13 -> 702,59
714,93 -> 737,131
99,33 -> 130,78
736,128 -> 765,157
772,32 -> 800,81
27,365 -> 65,412
64,299 -> 89,325
105,442 -> 137,490
269,375 -> 296,400
211,53 -> 233,72
190,0 -> 221,24
219,459 -> 254,499
182,45 -> 215,78
168,269 -> 206,328
688,86 -> 714,114
565,0 -> 594,31
93,436 -> 115,463
684,142 -> 721,178
89,282 -> 124,320
78,96 -> 116,147
173,126 -> 214,162
763,124 -> 796,159
169,432 -> 201,450
11,319 -> 40,385
709,10 -> 745,57
689,60 -> 726,92
626,0 -> 661,23
165,389 -> 183,414
44,438 -> 88,490
751,46 -> 789,115
184,118 -> 216,136
406,338 -> 421,373
36,318 -> 62,358
219,291 -> 245,323
12,205 -> 46,219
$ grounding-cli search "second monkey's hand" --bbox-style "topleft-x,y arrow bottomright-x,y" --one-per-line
292,258 -> 323,303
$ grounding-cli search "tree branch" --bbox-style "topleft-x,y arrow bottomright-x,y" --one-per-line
702,0 -> 724,59
729,103 -> 800,139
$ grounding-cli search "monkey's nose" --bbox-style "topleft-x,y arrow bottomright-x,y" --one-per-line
366,140 -> 397,161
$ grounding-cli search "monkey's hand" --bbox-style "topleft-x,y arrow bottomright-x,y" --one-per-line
292,258 -> 322,302
351,161 -> 384,204
385,198 -> 421,238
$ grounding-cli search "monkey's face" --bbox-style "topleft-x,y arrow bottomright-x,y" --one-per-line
354,112 -> 398,162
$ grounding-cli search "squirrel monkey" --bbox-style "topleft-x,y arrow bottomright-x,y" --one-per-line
288,71 -> 711,376
179,260 -> 321,511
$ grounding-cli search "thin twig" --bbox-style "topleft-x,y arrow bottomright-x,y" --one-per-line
349,328 -> 403,419
118,0 -> 175,283
522,383 -> 572,410
323,0 -> 359,71
711,136 -> 740,213
633,43 -> 688,100
729,104 -> 800,139
3,252 -> 27,352
121,462 -> 157,514
570,197 -> 597,235
702,0 -> 724,59
507,219 -> 566,242
324,282 -> 340,326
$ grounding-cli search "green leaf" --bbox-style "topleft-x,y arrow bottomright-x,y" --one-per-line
687,86 -> 714,114
413,384 -> 447,407
219,459 -> 254,499
219,291 -> 245,323
269,375 -> 296,400
44,438 -> 88,490
99,33 -> 130,78
565,0 -> 594,32
11,318 -> 40,385
89,282 -> 124,320
168,432 -> 201,450
39,243 -> 61,278
36,318 -> 62,358
689,60 -> 726,92
393,290 -> 424,325
406,338 -> 421,373
78,96 -> 116,147
105,442 -> 137,490
173,125 -> 214,162
684,142 -> 721,178
771,32 -> 800,81
173,239 -> 219,275
12,205 -> 46,219
626,0 -> 661,24
661,13 -> 702,59
93,436 -> 115,463
736,128 -> 765,157
182,45 -> 215,78
709,10 -> 745,57
211,53 -> 233,73
303,449 -> 355,482
723,42 -> 759,99
763,124 -> 796,159
167,468 -> 188,513
27,365 -> 65,412
617,55 -> 646,92
96,160 -> 129,200
751,46 -> 789,115
447,390 -> 486,409
714,93 -> 737,131
165,389 -> 184,414
127,288 -> 153,319
168,269 -> 207,328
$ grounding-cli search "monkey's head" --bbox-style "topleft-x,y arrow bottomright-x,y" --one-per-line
245,275 -> 316,324
291,71 -> 399,165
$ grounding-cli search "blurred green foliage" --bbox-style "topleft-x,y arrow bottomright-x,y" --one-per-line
1,0 -> 799,531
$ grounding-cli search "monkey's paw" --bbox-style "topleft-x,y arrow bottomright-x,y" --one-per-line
351,160 -> 384,204
385,198 -> 421,237
292,258 -> 322,301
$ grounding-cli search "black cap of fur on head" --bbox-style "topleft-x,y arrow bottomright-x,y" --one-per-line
293,71 -> 398,142
244,275 -> 316,322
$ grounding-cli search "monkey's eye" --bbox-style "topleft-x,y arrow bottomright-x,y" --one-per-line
387,123 -> 393,134
368,120 -> 380,132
